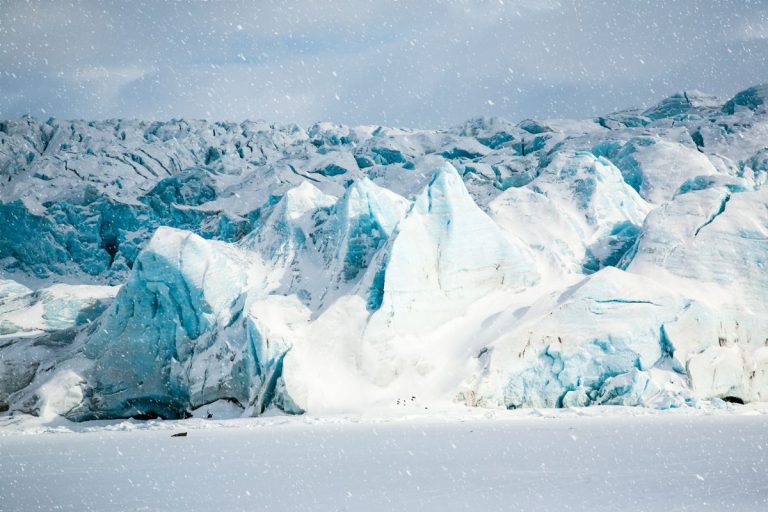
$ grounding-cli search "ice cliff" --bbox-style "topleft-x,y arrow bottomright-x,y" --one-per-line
2,84 -> 768,418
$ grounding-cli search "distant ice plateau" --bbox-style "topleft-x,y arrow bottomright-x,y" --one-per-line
2,84 -> 768,420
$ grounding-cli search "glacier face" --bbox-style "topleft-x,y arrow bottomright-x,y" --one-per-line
1,85 -> 768,419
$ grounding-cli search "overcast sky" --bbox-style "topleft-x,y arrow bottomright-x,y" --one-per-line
1,0 -> 767,127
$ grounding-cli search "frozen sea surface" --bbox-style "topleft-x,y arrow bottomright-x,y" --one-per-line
2,407 -> 767,511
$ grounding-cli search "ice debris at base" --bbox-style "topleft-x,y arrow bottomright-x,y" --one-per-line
2,84 -> 768,419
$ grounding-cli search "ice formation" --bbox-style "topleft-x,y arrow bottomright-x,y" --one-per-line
2,84 -> 768,419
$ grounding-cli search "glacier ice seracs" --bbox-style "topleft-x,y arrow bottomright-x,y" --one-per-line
2,84 -> 768,419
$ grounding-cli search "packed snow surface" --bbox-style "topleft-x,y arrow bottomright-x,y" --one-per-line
2,407 -> 768,512
2,84 -> 768,419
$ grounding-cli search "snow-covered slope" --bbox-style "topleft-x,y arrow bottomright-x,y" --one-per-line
2,84 -> 768,419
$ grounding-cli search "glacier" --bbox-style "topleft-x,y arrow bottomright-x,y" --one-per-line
2,84 -> 768,420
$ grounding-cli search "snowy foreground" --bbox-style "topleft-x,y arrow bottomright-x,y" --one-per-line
2,406 -> 768,512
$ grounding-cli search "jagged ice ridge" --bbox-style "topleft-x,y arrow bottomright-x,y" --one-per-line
2,84 -> 768,419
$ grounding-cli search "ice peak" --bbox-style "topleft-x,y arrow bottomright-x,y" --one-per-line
341,178 -> 409,237
282,181 -> 335,220
363,160 -> 539,334
431,161 -> 462,181
643,90 -> 722,119
415,163 -> 471,214
344,176 -> 380,202
723,84 -> 768,114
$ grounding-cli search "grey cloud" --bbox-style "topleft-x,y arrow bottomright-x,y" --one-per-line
1,0 -> 767,127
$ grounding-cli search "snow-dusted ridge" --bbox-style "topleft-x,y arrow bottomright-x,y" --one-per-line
2,84 -> 768,420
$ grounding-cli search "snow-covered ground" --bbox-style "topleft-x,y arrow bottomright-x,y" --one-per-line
2,406 -> 768,511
